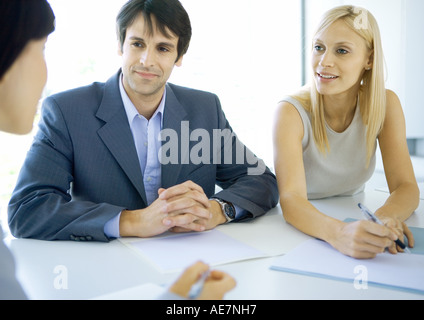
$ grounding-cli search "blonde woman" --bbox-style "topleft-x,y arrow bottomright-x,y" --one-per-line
273,5 -> 419,259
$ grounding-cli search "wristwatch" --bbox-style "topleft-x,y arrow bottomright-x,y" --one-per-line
212,198 -> 236,223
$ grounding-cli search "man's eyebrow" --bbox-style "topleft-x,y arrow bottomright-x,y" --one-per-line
129,36 -> 145,42
128,36 -> 176,49
157,41 -> 176,49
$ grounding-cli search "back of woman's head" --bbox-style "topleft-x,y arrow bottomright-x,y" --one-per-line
0,0 -> 55,79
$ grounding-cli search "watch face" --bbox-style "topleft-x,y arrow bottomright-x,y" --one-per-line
224,203 -> 236,220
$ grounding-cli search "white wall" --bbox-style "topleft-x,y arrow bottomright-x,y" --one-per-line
404,0 -> 424,139
44,0 -> 303,168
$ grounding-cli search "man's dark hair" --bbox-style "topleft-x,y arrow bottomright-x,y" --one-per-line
117,0 -> 192,62
0,0 -> 55,79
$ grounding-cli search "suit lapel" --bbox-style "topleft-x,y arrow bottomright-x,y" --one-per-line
96,71 -> 148,205
161,84 -> 189,189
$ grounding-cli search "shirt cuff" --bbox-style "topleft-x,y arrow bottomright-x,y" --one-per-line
104,212 -> 121,239
234,204 -> 247,220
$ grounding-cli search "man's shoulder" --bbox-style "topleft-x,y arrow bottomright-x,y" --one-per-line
46,81 -> 106,105
167,83 -> 219,103
166,83 -> 226,124
45,71 -> 120,106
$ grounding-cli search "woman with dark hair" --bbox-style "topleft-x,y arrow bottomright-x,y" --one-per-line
0,0 -> 56,134
0,0 -> 55,299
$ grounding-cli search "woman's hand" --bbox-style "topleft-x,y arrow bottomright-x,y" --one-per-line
169,261 -> 236,300
329,220 -> 398,259
378,216 -> 414,253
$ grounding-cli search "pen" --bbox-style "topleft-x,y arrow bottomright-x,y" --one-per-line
358,203 -> 410,253
188,270 -> 210,299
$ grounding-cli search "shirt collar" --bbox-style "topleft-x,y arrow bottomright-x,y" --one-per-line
119,73 -> 166,126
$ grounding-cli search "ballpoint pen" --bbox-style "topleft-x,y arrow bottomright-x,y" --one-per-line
188,270 -> 210,299
358,203 -> 411,253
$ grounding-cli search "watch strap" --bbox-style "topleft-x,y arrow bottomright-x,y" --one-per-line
212,198 -> 235,223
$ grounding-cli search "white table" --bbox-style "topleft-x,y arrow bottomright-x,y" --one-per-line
5,190 -> 424,300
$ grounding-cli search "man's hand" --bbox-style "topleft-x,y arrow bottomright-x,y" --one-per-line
159,181 -> 227,233
119,181 -> 226,238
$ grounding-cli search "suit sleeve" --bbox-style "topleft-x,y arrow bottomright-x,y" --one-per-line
211,95 -> 279,220
7,97 -> 123,242
0,230 -> 27,300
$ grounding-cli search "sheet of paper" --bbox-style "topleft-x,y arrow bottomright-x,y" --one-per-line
92,283 -> 165,300
119,207 -> 311,257
125,230 -> 268,273
408,226 -> 424,254
270,239 -> 424,295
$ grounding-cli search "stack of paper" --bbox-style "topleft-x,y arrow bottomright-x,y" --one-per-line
125,230 -> 268,273
270,238 -> 424,295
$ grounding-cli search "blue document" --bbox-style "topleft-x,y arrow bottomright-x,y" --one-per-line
270,225 -> 424,295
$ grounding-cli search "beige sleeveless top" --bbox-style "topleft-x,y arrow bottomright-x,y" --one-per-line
282,96 -> 376,200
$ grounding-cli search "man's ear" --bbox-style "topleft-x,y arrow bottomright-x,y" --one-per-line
175,55 -> 184,67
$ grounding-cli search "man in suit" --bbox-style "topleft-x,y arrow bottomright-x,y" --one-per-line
8,0 -> 278,242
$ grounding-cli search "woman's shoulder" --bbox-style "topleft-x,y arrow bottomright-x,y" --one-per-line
278,92 -> 311,121
386,89 -> 400,102
274,95 -> 310,142
385,89 -> 403,115
279,87 -> 310,106
380,90 -> 407,135
276,97 -> 305,120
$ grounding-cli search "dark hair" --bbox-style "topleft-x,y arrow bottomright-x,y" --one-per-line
117,0 -> 192,61
0,0 -> 55,79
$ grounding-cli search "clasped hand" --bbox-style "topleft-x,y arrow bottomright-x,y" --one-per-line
119,181 -> 225,238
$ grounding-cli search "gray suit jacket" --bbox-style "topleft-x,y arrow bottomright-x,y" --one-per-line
8,70 -> 278,242
0,228 -> 27,299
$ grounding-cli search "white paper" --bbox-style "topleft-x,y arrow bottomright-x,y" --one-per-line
271,239 -> 424,295
92,283 -> 165,300
126,230 -> 267,273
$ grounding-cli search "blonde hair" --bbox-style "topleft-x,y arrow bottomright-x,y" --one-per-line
293,5 -> 386,165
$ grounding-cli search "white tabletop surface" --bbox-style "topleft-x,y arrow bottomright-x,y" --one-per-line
5,189 -> 424,300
